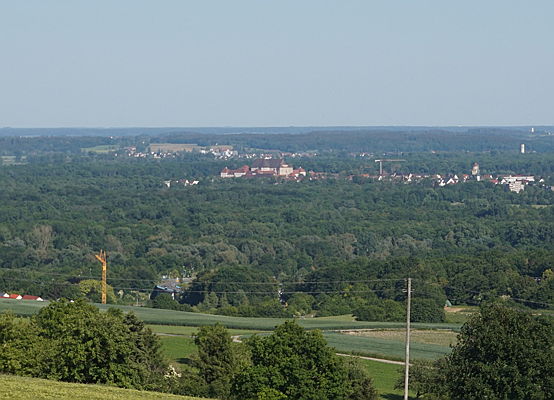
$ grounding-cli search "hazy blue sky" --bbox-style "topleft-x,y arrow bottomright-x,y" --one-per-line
1,0 -> 552,127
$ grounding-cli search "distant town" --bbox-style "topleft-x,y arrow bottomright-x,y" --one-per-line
153,156 -> 552,194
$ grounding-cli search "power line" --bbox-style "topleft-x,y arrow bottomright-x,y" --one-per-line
441,284 -> 553,308
1,273 -> 551,308
0,268 -> 405,284
0,277 -> 404,295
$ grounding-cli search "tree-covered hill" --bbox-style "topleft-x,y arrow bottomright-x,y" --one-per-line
0,155 -> 552,318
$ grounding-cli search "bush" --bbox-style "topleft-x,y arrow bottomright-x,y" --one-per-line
410,298 -> 445,323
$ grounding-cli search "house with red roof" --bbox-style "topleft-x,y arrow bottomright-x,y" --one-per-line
22,295 -> 44,301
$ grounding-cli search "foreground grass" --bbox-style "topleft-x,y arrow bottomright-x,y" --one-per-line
0,374 -> 205,400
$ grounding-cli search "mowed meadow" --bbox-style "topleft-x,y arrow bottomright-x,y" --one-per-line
0,375 -> 208,400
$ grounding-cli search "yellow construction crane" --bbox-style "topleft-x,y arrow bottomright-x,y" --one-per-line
94,250 -> 107,304
374,159 -> 406,176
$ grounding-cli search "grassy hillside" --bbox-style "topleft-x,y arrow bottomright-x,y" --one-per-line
0,374 -> 207,400
0,300 -> 461,331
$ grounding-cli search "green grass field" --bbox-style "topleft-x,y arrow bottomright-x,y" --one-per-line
148,324 -> 265,336
157,333 -> 415,399
345,329 -> 457,347
444,306 -> 478,324
0,300 -> 456,362
0,300 -> 461,331
357,359 -> 416,400
159,336 -> 197,366
0,374 -> 206,400
324,332 -> 450,361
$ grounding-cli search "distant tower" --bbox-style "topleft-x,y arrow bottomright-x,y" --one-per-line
471,162 -> 480,176
520,144 -> 526,154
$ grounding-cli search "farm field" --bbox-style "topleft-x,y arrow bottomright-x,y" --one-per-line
0,300 -> 461,331
0,300 -> 455,360
148,324 -> 265,336
324,332 -> 451,360
358,359 -> 415,400
157,334 -> 415,400
155,327 -> 451,364
342,329 -> 458,347
0,374 -> 206,400
444,306 -> 478,324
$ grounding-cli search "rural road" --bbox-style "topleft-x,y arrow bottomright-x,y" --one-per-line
336,353 -> 405,365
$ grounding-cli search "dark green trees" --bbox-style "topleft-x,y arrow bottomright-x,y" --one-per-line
232,321 -> 377,400
193,324 -> 249,399
176,321 -> 377,400
0,300 -> 168,390
443,304 -> 553,399
407,304 -> 553,399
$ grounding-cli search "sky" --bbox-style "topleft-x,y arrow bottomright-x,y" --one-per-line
0,0 -> 553,127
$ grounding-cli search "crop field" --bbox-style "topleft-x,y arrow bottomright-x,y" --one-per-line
0,300 -> 461,332
148,324 -> 264,336
324,332 -> 451,360
156,332 -> 416,399
0,374 -> 206,400
157,331 -> 451,364
342,329 -> 458,347
444,306 -> 478,324
155,326 -> 450,366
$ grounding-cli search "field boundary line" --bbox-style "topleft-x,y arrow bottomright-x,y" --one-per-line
336,353 -> 406,365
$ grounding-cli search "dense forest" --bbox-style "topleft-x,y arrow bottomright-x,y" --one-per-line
0,130 -> 553,321
2,126 -> 554,156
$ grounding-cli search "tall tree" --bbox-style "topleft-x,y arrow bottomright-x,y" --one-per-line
192,324 -> 248,399
440,304 -> 553,399
232,320 -> 376,400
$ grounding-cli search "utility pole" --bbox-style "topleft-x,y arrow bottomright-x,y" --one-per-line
94,250 -> 107,304
403,277 -> 412,400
